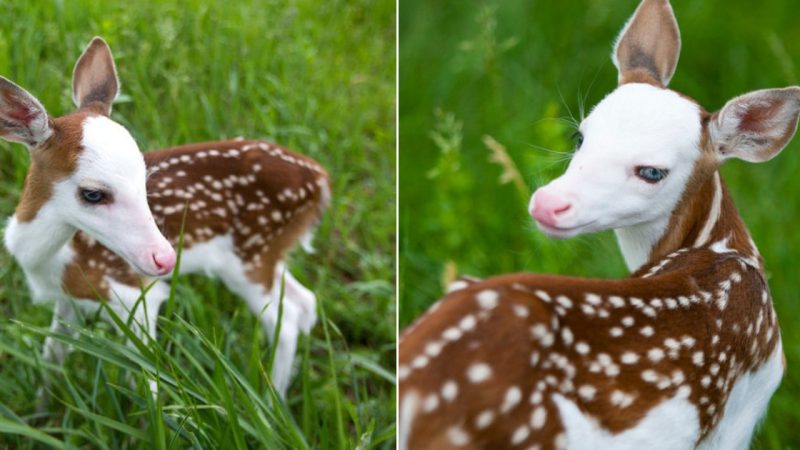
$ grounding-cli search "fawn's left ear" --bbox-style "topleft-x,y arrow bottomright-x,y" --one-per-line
710,87 -> 800,163
613,0 -> 681,87
72,37 -> 119,116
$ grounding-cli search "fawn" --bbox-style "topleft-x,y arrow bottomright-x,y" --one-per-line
399,0 -> 798,448
1,37 -> 329,397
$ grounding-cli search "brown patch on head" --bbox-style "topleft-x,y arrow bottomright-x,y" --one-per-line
615,0 -> 681,87
15,111 -> 98,222
649,111 -> 762,266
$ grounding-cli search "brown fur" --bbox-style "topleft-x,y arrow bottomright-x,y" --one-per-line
60,139 -> 329,300
401,246 -> 778,449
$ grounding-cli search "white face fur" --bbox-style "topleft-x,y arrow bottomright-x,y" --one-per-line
530,83 -> 702,240
50,116 -> 175,276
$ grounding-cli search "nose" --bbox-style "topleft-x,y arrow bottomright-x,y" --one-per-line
531,189 -> 572,227
151,247 -> 176,275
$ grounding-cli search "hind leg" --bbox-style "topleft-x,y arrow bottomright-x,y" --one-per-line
274,262 -> 317,334
217,264 -> 302,397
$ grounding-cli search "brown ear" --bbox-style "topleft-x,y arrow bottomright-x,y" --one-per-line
0,76 -> 52,147
709,87 -> 800,163
72,37 -> 119,116
613,0 -> 681,87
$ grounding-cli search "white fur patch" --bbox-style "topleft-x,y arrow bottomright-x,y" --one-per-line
697,342 -> 784,450
553,391 -> 700,449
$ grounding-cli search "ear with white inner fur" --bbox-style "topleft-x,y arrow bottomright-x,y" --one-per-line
613,0 -> 681,86
0,77 -> 52,147
72,37 -> 119,116
710,87 -> 800,163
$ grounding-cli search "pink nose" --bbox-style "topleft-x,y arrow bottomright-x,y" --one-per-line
531,189 -> 572,227
152,248 -> 176,274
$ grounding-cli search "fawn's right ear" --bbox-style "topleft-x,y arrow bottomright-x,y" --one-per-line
72,37 -> 119,116
0,77 -> 53,147
613,0 -> 681,87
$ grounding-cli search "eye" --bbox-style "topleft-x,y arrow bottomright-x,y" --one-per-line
572,131 -> 584,149
636,166 -> 669,184
80,188 -> 109,205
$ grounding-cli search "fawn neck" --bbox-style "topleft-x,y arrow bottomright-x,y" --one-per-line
616,169 -> 759,273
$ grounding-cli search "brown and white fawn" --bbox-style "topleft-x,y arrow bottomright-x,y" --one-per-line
399,1 -> 798,448
1,38 -> 329,397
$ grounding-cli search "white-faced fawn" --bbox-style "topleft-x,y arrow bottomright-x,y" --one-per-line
399,1 -> 798,448
1,37 -> 329,397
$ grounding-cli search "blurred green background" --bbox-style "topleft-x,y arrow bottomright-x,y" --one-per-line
400,0 -> 799,447
0,0 -> 395,448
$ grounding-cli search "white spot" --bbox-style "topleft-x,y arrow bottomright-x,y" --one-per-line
530,406 -> 547,429
475,410 -> 495,429
692,351 -> 705,366
641,369 -> 659,383
459,315 -> 477,331
513,304 -> 529,318
621,352 -> 639,364
447,427 -> 470,447
422,394 -> 439,412
578,385 -> 596,401
610,327 -> 623,337
561,327 -> 574,345
640,326 -> 654,337
585,293 -> 602,305
511,425 -> 530,445
621,316 -> 635,327
610,390 -> 634,408
647,348 -> 664,363
425,341 -> 444,357
467,363 -> 492,383
556,296 -> 573,309
441,380 -> 458,401
411,355 -> 429,369
443,327 -> 463,341
476,290 -> 499,309
609,296 -> 626,308
575,342 -> 590,355
501,386 -> 522,413
534,290 -> 551,303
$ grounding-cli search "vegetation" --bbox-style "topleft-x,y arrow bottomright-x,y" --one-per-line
400,0 -> 800,447
0,0 -> 395,448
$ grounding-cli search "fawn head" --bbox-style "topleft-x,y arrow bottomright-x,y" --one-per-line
0,37 -> 175,276
530,0 -> 800,261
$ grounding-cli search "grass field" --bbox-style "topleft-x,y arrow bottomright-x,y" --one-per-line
0,0 -> 395,448
400,0 -> 800,447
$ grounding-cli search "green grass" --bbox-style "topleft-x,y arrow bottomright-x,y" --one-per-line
0,0 -> 395,448
400,0 -> 800,447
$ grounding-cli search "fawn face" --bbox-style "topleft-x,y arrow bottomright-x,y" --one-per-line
530,0 -> 800,244
531,83 -> 702,238
0,38 -> 175,276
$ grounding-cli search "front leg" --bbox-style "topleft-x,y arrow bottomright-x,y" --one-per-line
38,299 -> 79,412
105,279 -> 168,396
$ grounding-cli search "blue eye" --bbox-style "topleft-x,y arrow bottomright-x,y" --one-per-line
636,166 -> 669,183
573,131 -> 584,149
80,188 -> 108,204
